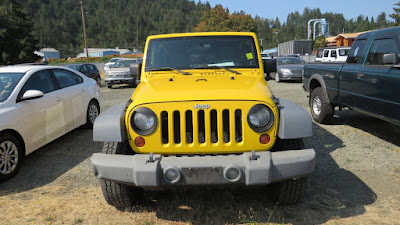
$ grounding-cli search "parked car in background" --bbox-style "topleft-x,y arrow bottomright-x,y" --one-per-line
103,57 -> 125,72
303,27 -> 400,125
284,54 -> 300,58
104,58 -> 142,88
0,65 -> 101,181
64,63 -> 101,85
275,57 -> 304,82
315,47 -> 351,62
261,52 -> 272,59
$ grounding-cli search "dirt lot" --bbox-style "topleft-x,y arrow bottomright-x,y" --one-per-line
1,80 -> 400,225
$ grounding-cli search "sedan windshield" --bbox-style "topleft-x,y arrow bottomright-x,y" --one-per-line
277,57 -> 302,65
65,64 -> 80,70
112,60 -> 136,68
0,73 -> 24,103
145,36 -> 259,72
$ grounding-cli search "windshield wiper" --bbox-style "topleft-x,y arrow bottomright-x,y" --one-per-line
193,66 -> 241,75
149,67 -> 191,75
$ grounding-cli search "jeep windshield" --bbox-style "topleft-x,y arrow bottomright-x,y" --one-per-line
0,73 -> 24,103
145,36 -> 259,72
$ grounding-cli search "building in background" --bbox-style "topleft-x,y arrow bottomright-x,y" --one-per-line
76,48 -> 141,58
325,32 -> 366,47
278,40 -> 312,56
34,48 -> 60,61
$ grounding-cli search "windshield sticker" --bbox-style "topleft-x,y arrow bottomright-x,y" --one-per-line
208,62 -> 235,67
246,53 -> 254,60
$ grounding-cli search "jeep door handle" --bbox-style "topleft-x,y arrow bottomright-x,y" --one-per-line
357,73 -> 365,79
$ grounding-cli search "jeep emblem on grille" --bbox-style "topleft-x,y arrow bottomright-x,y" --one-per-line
194,103 -> 210,110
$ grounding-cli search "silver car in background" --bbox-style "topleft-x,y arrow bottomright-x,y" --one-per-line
274,57 -> 304,82
104,58 -> 142,88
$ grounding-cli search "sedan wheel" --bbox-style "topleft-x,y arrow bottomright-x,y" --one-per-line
96,77 -> 101,86
85,100 -> 100,128
0,134 -> 23,181
275,74 -> 280,82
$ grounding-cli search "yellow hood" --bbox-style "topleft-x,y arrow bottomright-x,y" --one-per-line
131,71 -> 275,106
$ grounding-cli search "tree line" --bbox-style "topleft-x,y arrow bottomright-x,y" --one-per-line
1,0 -> 399,64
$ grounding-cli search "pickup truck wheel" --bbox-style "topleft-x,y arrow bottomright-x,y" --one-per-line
310,87 -> 333,124
275,74 -> 280,82
269,138 -> 307,205
100,142 -> 143,210
0,133 -> 23,182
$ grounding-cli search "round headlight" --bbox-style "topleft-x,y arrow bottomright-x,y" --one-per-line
247,104 -> 274,132
131,107 -> 157,135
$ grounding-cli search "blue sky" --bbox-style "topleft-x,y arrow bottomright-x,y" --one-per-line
201,0 -> 397,22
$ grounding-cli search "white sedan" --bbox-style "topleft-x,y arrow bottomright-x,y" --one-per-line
0,65 -> 101,181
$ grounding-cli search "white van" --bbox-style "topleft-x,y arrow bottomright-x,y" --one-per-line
315,47 -> 351,62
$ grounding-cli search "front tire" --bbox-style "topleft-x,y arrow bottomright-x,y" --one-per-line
100,142 -> 143,210
310,87 -> 333,124
0,133 -> 24,182
84,100 -> 100,128
269,138 -> 307,205
275,73 -> 280,82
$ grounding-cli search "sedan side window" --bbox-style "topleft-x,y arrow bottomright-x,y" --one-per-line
20,70 -> 55,95
80,65 -> 89,74
53,69 -> 78,88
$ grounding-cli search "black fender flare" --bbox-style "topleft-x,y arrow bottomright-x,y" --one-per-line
307,74 -> 331,105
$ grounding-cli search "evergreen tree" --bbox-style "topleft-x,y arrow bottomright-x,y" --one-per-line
0,0 -> 39,65
390,2 -> 400,26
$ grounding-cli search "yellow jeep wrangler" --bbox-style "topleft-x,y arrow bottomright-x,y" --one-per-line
91,32 -> 315,209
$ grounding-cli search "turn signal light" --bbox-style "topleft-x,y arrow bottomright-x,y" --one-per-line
259,134 -> 270,144
135,136 -> 145,147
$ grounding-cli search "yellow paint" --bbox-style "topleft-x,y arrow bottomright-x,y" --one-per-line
125,32 -> 278,154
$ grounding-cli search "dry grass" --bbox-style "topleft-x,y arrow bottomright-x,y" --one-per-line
1,183 -> 400,225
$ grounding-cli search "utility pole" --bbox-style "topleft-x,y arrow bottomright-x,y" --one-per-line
136,17 -> 139,50
80,1 -> 89,62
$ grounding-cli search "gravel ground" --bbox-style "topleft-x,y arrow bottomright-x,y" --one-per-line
0,79 -> 399,225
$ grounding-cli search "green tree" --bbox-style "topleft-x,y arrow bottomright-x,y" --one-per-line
390,2 -> 400,26
0,0 -> 39,65
194,4 -> 255,32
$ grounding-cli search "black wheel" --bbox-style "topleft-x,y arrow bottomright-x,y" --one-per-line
275,73 -> 280,82
310,87 -> 333,124
107,84 -> 112,89
84,100 -> 100,128
100,142 -> 143,210
0,133 -> 24,182
269,138 -> 307,205
96,76 -> 101,86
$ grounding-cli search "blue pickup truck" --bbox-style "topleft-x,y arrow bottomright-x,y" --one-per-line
303,27 -> 400,126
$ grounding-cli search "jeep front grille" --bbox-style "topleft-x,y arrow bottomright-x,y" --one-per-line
161,109 -> 243,145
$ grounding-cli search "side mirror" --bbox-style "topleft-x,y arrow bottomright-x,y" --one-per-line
382,53 -> 399,65
20,90 -> 44,101
130,63 -> 142,77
